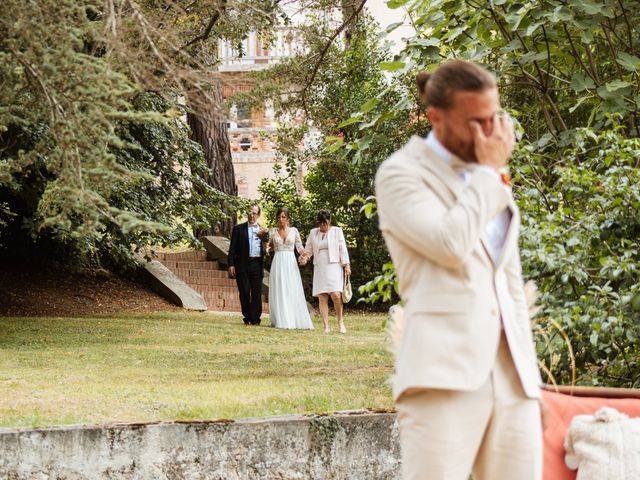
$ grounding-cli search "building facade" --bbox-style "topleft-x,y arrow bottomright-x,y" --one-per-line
218,29 -> 302,200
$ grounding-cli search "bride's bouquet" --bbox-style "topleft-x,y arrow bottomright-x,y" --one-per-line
256,227 -> 270,242
258,227 -> 271,255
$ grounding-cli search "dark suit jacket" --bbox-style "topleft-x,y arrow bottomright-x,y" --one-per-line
228,222 -> 264,273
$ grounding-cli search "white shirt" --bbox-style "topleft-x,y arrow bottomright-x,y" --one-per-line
248,223 -> 262,257
425,132 -> 511,263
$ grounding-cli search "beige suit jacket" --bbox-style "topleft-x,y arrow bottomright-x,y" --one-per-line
375,136 -> 541,401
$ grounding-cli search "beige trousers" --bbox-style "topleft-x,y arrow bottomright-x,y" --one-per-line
396,333 -> 542,480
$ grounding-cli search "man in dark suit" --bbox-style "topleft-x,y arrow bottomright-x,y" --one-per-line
228,205 -> 265,325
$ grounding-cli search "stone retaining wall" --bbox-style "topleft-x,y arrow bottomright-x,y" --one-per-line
0,411 -> 400,479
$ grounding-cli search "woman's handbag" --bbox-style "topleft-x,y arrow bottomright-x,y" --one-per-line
342,274 -> 353,303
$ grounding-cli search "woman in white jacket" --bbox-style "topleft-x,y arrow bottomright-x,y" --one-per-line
301,209 -> 351,333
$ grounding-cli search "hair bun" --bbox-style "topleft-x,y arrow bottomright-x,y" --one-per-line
416,71 -> 430,93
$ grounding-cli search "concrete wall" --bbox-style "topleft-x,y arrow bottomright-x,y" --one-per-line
0,411 -> 400,479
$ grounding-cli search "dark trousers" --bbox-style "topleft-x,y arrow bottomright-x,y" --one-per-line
236,259 -> 263,325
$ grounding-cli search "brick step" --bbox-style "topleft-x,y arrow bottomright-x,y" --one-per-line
178,277 -> 238,288
189,281 -> 268,291
162,260 -> 221,271
203,294 -> 268,307
157,251 -> 207,262
204,298 -> 269,313
192,285 -> 241,295
201,291 -> 244,301
201,291 -> 267,302
178,277 -> 237,288
168,268 -> 229,280
156,249 -> 270,314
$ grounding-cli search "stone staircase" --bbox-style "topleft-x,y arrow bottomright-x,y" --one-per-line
156,250 -> 269,313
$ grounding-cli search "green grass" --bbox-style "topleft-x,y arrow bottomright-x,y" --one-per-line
0,312 -> 393,428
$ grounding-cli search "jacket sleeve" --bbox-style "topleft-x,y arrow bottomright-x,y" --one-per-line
338,228 -> 350,266
267,228 -> 276,252
294,228 -> 304,254
228,225 -> 239,268
375,159 -> 510,269
304,229 -> 314,259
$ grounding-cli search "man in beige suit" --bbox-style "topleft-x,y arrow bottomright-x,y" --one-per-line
375,60 -> 543,480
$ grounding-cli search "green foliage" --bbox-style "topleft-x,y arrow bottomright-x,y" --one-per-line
0,1 -> 259,268
397,0 -> 640,137
323,1 -> 640,386
102,91 -> 241,268
358,261 -> 398,305
0,92 -> 231,269
257,18 -> 419,305
259,167 -> 314,231
340,0 -> 640,152
0,202 -> 14,245
0,0 -> 150,241
257,126 -> 317,231
514,126 -> 640,387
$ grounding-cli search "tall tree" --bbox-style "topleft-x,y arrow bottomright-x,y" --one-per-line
123,0 -> 281,237
187,80 -> 237,237
0,0 -> 279,266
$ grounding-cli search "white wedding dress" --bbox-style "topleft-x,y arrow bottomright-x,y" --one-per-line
268,227 -> 314,330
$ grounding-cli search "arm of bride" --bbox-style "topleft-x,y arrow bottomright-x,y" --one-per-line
266,228 -> 275,254
300,230 -> 313,265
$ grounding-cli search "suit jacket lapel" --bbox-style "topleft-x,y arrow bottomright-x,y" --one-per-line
450,157 -> 499,265
495,198 -> 519,270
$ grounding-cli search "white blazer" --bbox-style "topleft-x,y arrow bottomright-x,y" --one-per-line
375,135 -> 541,401
304,226 -> 350,266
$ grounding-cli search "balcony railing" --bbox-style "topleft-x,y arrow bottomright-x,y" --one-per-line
218,28 -> 302,70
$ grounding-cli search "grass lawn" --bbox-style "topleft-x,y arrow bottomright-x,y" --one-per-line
0,311 -> 393,428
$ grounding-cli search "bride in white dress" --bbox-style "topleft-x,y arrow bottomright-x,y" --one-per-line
267,207 -> 314,330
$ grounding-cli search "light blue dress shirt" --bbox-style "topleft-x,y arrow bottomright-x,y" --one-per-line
248,223 -> 262,258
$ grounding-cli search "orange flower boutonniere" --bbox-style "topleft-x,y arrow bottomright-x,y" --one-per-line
499,170 -> 511,186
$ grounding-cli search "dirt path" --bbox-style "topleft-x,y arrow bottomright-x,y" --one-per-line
0,268 -> 179,317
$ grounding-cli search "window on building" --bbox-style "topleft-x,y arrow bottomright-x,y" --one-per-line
236,102 -> 252,128
239,137 -> 252,151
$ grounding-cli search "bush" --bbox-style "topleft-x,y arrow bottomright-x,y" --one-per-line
0,92 -> 236,272
514,126 -> 640,387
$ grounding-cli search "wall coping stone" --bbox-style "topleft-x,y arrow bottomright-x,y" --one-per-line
0,410 -> 400,479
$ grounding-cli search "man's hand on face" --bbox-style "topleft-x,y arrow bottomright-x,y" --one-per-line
228,266 -> 236,279
470,112 -> 515,171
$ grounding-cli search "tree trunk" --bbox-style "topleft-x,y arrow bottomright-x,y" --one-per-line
187,79 -> 237,238
341,0 -> 360,49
